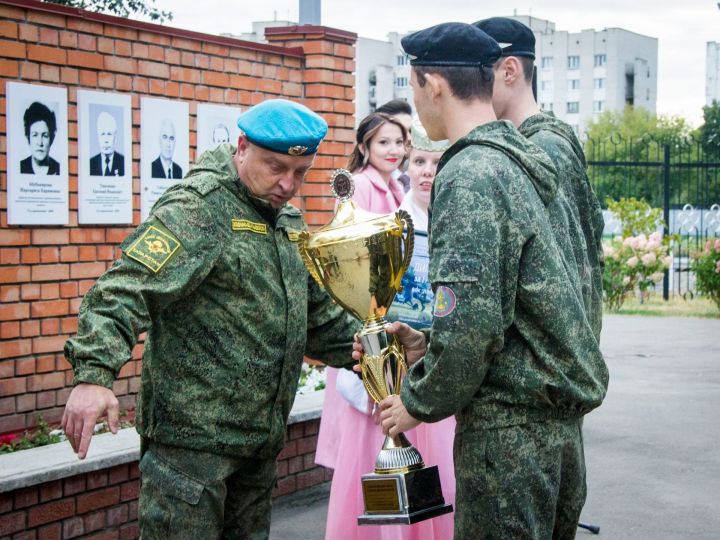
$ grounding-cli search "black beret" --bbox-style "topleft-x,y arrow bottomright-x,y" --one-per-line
474,17 -> 536,59
401,22 -> 502,68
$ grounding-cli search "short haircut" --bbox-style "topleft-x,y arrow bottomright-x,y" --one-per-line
412,65 -> 494,101
376,99 -> 412,117
495,56 -> 534,83
23,101 -> 57,145
347,112 -> 408,172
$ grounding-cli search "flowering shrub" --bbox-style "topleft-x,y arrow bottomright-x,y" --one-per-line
0,416 -> 62,454
296,363 -> 327,394
603,231 -> 672,311
691,238 -> 720,310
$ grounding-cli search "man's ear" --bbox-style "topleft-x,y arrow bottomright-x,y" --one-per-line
423,72 -> 444,100
503,57 -> 521,84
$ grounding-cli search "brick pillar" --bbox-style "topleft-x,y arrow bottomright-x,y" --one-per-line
265,25 -> 357,227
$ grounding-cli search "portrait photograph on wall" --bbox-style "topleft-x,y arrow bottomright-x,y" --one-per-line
196,103 -> 242,158
77,90 -> 133,224
140,97 -> 189,221
5,82 -> 69,225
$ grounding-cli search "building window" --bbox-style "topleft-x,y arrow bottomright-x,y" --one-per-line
396,77 -> 408,88
567,55 -> 580,69
541,56 -> 553,69
567,101 -> 579,113
593,77 -> 605,89
568,79 -> 580,91
593,100 -> 604,113
541,102 -> 554,112
594,54 -> 607,67
397,55 -> 409,66
541,80 -> 552,91
646,88 -> 650,100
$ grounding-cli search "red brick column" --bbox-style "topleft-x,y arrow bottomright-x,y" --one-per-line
265,25 -> 357,227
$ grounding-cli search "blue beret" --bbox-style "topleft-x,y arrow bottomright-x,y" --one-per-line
237,99 -> 328,156
475,17 -> 536,59
401,22 -> 501,68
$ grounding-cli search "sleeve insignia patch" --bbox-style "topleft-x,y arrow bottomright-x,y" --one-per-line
231,219 -> 268,235
286,229 -> 301,242
433,285 -> 457,317
126,225 -> 181,273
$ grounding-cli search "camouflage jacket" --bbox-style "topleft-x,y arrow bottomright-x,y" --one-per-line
65,144 -> 359,458
401,121 -> 609,430
519,113 -> 605,340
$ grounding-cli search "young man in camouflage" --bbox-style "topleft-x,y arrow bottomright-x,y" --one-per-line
62,99 -> 360,540
377,23 -> 609,539
475,17 -> 605,340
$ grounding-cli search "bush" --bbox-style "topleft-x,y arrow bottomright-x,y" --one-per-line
603,232 -> 672,311
691,239 -> 720,310
606,197 -> 663,237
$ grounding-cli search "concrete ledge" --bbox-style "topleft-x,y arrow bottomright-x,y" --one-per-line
0,390 -> 325,493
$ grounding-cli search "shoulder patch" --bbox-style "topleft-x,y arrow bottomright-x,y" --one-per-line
433,285 -> 457,317
285,229 -> 301,242
231,219 -> 267,235
125,225 -> 182,273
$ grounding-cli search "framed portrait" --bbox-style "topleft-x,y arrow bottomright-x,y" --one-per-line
140,97 -> 189,221
5,82 -> 69,225
77,90 -> 133,224
196,103 -> 242,158
387,231 -> 434,330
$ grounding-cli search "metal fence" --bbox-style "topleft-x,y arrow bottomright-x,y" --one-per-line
585,135 -> 720,299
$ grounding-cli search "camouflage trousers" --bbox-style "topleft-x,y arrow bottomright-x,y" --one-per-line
138,439 -> 277,540
453,417 -> 586,540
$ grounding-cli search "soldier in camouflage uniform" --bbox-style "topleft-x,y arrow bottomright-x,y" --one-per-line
475,16 -> 605,341
62,100 -> 360,540
376,23 -> 609,539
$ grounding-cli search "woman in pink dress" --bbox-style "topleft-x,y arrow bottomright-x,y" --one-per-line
317,114 -> 456,540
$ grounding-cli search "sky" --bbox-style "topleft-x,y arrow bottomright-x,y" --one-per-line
149,0 -> 720,126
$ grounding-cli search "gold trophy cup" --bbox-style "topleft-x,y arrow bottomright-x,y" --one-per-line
298,170 -> 452,525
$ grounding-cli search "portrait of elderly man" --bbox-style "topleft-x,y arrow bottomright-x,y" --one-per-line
211,123 -> 231,146
89,111 -> 125,177
150,118 -> 183,179
20,101 -> 60,175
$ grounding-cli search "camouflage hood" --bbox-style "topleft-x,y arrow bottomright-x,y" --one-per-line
439,120 -> 558,205
185,143 -> 238,185
519,113 -> 587,168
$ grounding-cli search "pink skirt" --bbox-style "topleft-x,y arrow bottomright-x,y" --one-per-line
317,368 -> 456,540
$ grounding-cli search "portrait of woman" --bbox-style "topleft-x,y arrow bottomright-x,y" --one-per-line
20,101 -> 60,175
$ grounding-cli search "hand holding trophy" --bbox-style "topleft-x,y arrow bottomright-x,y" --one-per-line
298,170 -> 452,525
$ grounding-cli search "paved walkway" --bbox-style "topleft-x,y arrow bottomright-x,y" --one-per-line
270,315 -> 720,539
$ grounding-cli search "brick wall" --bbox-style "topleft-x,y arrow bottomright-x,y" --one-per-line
0,418 -> 328,539
0,0 -> 357,434
0,462 -> 141,540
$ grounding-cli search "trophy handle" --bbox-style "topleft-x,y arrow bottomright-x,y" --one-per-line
396,210 -> 415,281
298,232 -> 325,288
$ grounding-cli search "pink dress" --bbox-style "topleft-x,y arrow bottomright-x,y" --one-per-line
316,164 -> 456,540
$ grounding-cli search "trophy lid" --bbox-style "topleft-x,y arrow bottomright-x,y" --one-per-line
304,169 -> 402,248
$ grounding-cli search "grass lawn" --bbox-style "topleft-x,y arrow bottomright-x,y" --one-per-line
609,295 -> 720,318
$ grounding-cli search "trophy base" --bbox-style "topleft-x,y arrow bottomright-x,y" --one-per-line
358,465 -> 453,526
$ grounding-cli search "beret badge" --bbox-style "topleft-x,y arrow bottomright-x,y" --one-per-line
288,145 -> 308,156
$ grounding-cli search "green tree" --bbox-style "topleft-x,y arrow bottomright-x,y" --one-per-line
699,100 -> 720,161
584,106 -> 697,207
43,0 -> 172,23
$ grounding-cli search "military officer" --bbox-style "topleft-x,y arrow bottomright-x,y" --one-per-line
374,23 -> 609,539
62,99 -> 360,540
475,16 -> 605,341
